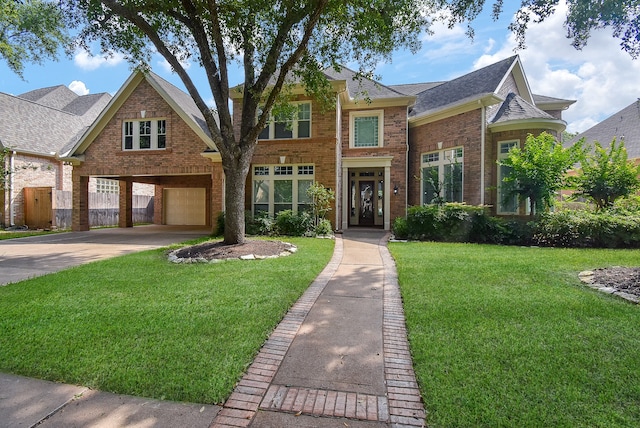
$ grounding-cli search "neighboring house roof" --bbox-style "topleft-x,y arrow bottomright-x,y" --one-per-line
569,99 -> 640,158
0,89 -> 110,156
62,70 -> 217,160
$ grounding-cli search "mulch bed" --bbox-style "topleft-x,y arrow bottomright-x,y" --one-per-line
173,239 -> 293,260
592,267 -> 640,298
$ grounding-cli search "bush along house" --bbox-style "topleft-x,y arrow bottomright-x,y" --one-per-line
61,55 -> 574,232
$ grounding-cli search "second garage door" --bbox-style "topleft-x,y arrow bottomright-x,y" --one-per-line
163,188 -> 206,225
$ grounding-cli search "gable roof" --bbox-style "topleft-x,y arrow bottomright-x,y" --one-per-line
569,99 -> 640,158
0,88 -> 111,156
410,55 -> 519,119
62,70 -> 217,160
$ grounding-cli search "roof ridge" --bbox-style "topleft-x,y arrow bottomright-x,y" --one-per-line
3,92 -> 82,117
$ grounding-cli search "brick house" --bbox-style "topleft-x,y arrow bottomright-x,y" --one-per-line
0,86 -> 111,228
63,55 -> 574,232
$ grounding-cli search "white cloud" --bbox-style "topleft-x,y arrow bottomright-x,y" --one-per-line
473,0 -> 640,133
157,56 -> 192,74
68,80 -> 89,95
74,50 -> 125,71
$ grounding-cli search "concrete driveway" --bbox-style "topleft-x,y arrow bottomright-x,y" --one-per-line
0,225 -> 211,286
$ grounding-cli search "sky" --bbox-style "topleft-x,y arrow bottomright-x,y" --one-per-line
1,1 -> 639,134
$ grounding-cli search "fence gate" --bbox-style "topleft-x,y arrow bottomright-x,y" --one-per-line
24,187 -> 52,229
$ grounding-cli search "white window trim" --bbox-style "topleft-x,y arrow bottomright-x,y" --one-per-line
349,110 -> 384,148
251,164 -> 315,216
497,140 -> 520,215
122,119 -> 167,150
420,147 -> 464,204
258,101 -> 312,140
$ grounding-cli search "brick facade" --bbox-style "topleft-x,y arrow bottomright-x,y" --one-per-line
71,79 -> 223,231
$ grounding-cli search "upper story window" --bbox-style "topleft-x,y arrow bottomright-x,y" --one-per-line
421,147 -> 463,204
349,110 -> 384,148
123,119 -> 166,150
258,102 -> 311,140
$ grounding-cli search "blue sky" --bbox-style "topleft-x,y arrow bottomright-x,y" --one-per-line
1,1 -> 639,133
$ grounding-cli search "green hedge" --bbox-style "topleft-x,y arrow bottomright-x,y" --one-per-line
533,210 -> 640,248
393,203 -> 640,248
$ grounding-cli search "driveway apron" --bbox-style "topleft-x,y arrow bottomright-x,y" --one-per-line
0,225 -> 210,286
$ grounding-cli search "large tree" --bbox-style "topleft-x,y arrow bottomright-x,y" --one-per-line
63,0 -> 640,244
0,0 -> 70,78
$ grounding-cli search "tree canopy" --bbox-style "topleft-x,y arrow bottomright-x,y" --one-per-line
499,132 -> 584,215
0,0 -> 70,78
61,0 -> 640,244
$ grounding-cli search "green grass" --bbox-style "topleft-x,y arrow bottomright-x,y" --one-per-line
0,229 -> 62,240
389,242 -> 640,428
0,237 -> 334,405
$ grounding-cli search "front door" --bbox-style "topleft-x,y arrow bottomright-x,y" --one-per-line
359,181 -> 375,226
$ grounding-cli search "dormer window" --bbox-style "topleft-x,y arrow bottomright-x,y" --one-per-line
123,119 -> 167,150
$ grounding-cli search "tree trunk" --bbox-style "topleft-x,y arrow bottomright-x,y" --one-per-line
222,150 -> 253,245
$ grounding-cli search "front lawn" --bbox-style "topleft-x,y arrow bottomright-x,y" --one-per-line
0,229 -> 62,240
389,242 -> 640,427
0,237 -> 334,404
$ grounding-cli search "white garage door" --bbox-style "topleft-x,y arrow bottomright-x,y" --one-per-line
164,188 -> 206,225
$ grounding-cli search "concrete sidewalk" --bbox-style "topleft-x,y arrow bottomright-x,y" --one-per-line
0,229 -> 426,427
212,230 -> 426,427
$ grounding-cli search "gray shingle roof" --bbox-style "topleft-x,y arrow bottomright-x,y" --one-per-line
0,93 -> 87,154
569,99 -> 640,158
323,66 -> 407,100
489,92 -> 555,124
146,71 -> 213,138
389,82 -> 445,96
1,87 -> 112,156
410,55 -> 518,117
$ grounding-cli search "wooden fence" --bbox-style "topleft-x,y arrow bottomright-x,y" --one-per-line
54,191 -> 154,229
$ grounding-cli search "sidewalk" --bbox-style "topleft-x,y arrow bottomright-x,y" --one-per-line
212,229 -> 426,427
0,230 -> 426,427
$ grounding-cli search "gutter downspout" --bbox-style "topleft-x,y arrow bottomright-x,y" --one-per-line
9,150 -> 16,226
480,103 -> 486,206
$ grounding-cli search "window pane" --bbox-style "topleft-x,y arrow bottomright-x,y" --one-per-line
139,121 -> 151,149
354,116 -> 378,147
297,121 -> 310,138
423,152 -> 439,163
258,126 -> 270,140
274,166 -> 292,175
422,167 -> 439,205
444,163 -> 463,202
275,121 -> 292,139
274,180 -> 293,203
298,180 -> 312,205
124,121 -> 133,150
254,180 -> 269,204
499,164 -> 518,212
157,120 -> 166,148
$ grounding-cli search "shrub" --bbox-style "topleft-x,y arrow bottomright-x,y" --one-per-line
274,210 -> 314,236
533,210 -> 640,248
405,203 -> 485,242
215,211 -> 225,236
246,211 -> 274,236
392,216 -> 409,240
315,218 -> 333,236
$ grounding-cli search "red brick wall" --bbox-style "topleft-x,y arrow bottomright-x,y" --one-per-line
408,109 -> 484,206
72,79 -> 221,228
342,106 -> 409,223
233,96 -> 339,224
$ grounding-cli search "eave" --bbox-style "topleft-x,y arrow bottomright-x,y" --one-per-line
488,118 -> 567,133
409,94 -> 503,127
